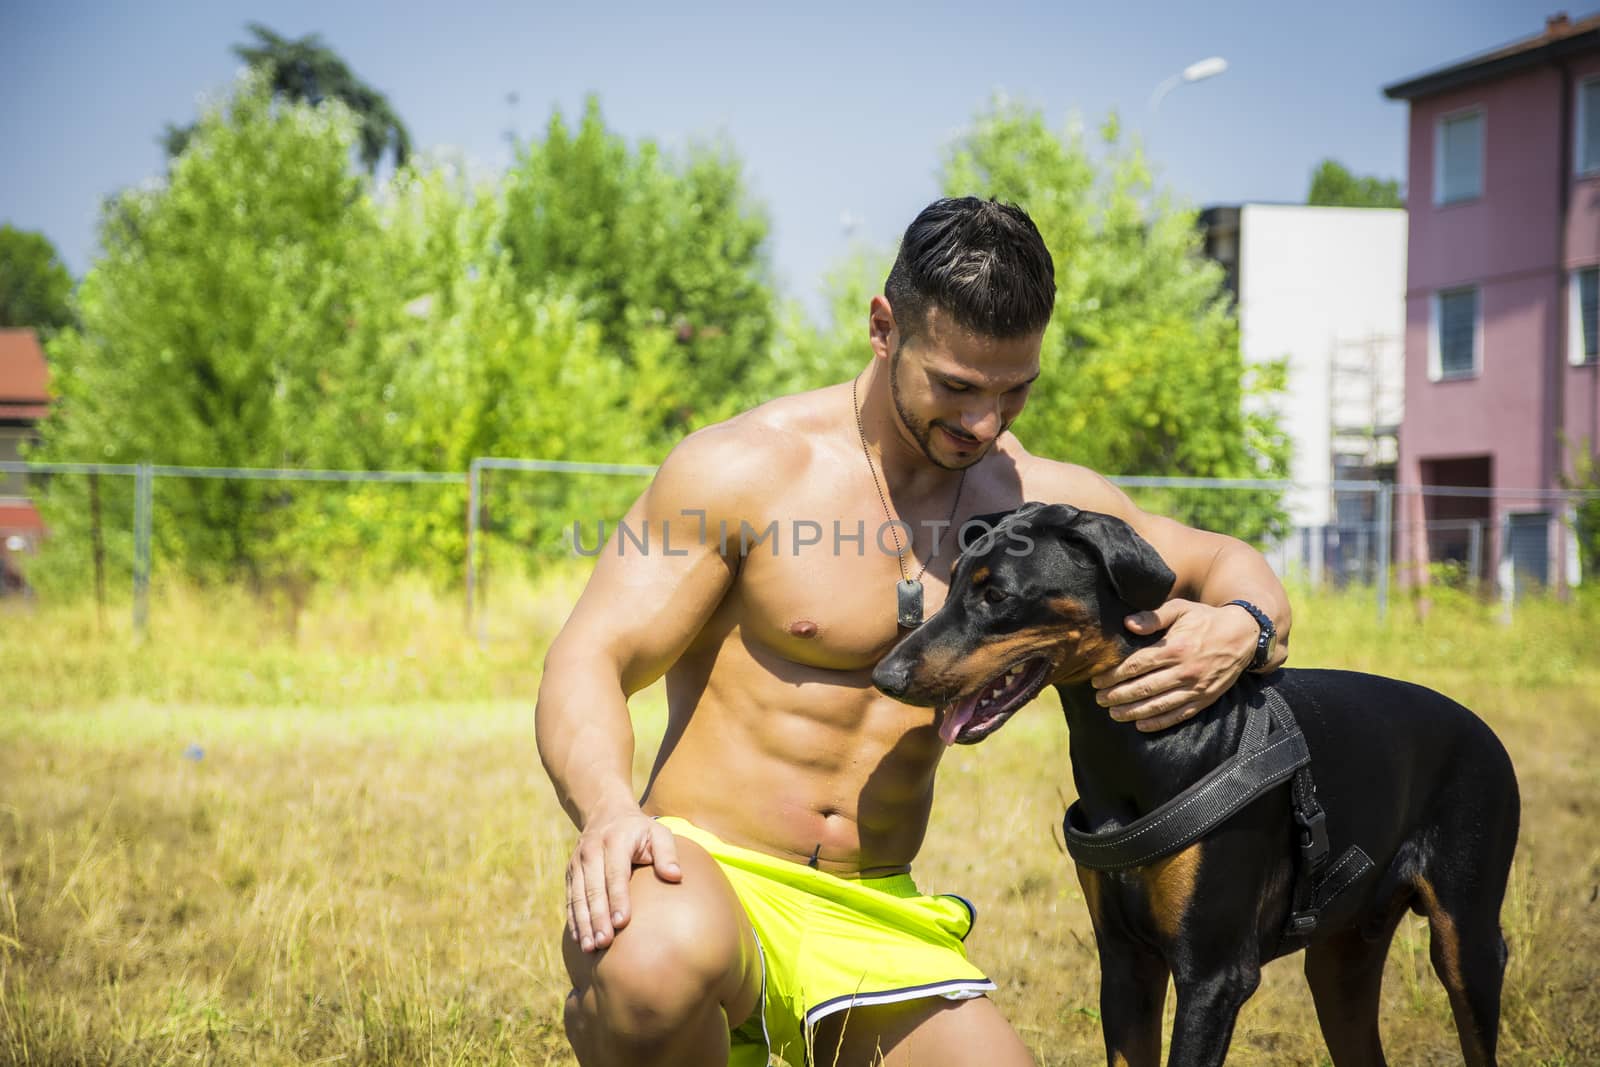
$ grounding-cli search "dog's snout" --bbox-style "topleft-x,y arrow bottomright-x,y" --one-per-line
872,657 -> 910,698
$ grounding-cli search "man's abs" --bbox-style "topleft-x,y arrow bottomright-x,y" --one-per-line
640,633 -> 946,878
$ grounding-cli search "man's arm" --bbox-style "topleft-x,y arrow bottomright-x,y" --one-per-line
536,422 -> 762,953
1026,460 -> 1292,731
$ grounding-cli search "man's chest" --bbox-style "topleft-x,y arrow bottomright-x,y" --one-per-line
719,492 -> 1002,672
697,454 -> 1039,672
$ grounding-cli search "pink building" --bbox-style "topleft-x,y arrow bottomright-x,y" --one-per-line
0,329 -> 51,592
1384,12 -> 1600,590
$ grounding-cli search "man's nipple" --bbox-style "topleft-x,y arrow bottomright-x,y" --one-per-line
788,619 -> 819,639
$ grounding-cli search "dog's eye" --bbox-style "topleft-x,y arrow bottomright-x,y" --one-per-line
983,585 -> 1008,605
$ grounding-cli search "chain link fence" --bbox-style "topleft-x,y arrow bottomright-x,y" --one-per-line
4,460 -> 1595,641
1394,484 -> 1595,613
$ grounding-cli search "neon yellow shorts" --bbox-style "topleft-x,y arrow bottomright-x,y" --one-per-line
657,816 -> 995,1067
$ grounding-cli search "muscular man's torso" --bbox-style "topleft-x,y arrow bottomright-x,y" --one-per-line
638,383 -> 1072,876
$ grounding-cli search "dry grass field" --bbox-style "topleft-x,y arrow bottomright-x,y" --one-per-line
1,576 -> 1596,1065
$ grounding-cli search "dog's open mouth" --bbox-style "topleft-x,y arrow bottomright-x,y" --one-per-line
937,656 -> 1053,745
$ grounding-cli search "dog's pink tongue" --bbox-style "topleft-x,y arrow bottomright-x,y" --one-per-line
938,691 -> 984,745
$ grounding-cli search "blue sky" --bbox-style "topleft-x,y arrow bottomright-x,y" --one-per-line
0,1 -> 1568,320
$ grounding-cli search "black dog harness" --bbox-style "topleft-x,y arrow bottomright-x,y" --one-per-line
1062,683 -> 1374,940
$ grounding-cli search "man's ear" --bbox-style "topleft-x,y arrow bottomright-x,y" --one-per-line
869,295 -> 897,361
1057,511 -> 1175,612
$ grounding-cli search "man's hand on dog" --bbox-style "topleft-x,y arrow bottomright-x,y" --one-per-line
566,805 -> 681,953
1091,599 -> 1260,732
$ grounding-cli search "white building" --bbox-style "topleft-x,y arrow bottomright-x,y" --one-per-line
1199,204 -> 1407,531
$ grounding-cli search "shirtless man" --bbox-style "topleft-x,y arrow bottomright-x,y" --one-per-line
536,197 -> 1291,1066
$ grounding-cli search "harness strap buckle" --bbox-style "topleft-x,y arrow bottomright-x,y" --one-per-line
1285,911 -> 1319,937
1296,808 -> 1330,871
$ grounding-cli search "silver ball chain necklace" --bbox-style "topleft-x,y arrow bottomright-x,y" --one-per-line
852,373 -> 966,629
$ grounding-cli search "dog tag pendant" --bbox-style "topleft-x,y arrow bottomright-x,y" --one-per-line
896,579 -> 923,628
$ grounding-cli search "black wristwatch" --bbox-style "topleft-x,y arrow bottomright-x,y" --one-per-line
1225,599 -> 1276,672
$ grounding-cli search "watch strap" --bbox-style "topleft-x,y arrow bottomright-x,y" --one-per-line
1225,599 -> 1275,671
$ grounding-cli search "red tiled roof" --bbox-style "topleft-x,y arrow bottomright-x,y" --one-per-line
0,329 -> 51,405
1384,11 -> 1600,100
0,501 -> 45,534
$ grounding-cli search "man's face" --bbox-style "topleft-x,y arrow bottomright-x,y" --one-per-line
887,306 -> 1043,471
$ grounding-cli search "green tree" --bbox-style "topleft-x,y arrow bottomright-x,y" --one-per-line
32,74 -> 756,597
938,102 -> 1290,542
37,72 -> 405,593
1306,159 -> 1404,208
502,96 -> 775,434
369,164 -> 665,574
763,247 -> 893,398
0,224 -> 74,334
163,22 -> 411,174
1563,443 -> 1600,583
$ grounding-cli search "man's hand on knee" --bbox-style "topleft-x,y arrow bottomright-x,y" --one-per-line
567,806 -> 682,953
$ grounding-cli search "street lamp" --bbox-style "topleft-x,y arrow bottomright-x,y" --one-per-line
1149,56 -> 1229,112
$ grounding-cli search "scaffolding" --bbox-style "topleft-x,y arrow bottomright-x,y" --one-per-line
1328,331 -> 1404,488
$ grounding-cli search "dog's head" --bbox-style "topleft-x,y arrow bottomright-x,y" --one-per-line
871,502 -> 1175,745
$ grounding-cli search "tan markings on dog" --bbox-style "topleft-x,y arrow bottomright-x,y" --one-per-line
906,621 -> 1067,697
1076,864 -> 1106,931
969,565 -> 990,585
1111,1054 -> 1131,1067
1045,596 -> 1087,637
921,627 -> 1069,694
1413,876 -> 1465,995
1045,596 -> 1128,684
1144,842 -> 1203,941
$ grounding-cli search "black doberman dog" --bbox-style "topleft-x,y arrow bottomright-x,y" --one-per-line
872,503 -> 1520,1067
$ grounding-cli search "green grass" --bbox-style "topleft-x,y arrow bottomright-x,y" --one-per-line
2,577 -> 1596,1064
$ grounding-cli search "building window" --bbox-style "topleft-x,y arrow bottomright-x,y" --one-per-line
1436,110 -> 1483,204
1574,267 -> 1599,365
1580,77 -> 1600,177
1432,287 -> 1479,380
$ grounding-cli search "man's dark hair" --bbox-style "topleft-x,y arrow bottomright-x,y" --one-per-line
883,197 -> 1056,343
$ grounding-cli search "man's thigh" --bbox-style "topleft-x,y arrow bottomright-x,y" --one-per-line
810,995 -> 1034,1067
561,836 -> 763,1030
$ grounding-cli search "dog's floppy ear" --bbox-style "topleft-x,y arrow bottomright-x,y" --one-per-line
958,502 -> 1053,549
1056,510 -> 1175,611
963,509 -> 1021,537
960,502 -> 1079,541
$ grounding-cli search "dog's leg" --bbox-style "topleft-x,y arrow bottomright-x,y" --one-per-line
1413,758 -> 1517,1067
1414,870 -> 1508,1067
1095,939 -> 1168,1067
1079,867 -> 1169,1067
1164,965 -> 1260,1067
1303,905 -> 1406,1067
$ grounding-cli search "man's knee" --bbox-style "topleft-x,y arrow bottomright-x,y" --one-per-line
562,846 -> 754,1040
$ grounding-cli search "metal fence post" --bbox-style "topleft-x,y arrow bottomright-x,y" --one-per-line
1468,520 -> 1484,589
462,457 -> 659,647
466,458 -> 481,639
1498,511 -> 1515,625
133,462 -> 153,636
477,466 -> 490,650
1375,483 -> 1393,623
88,471 -> 107,630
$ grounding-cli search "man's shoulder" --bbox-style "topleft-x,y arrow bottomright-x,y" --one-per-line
670,390 -> 826,468
652,387 -> 835,511
1003,440 -> 1128,514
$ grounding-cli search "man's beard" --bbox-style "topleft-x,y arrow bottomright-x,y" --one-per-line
889,349 -> 992,471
